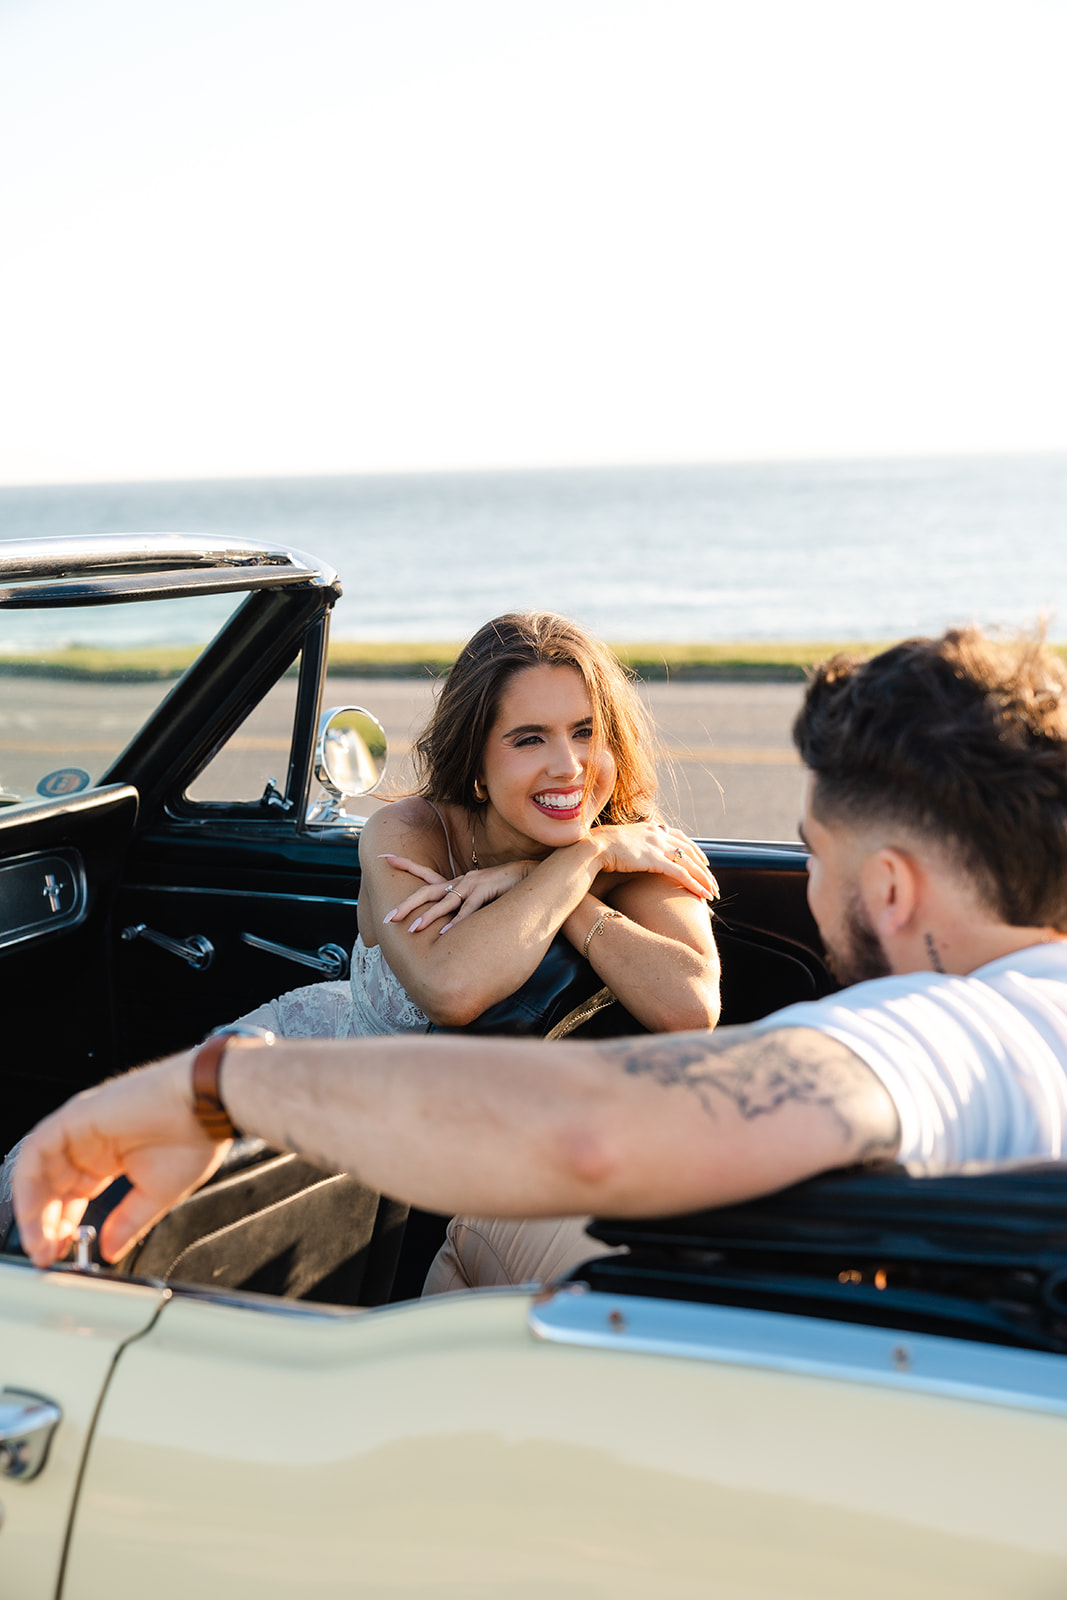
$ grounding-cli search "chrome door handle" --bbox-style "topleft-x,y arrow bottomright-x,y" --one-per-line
121,924 -> 214,971
0,1390 -> 61,1481
241,933 -> 349,978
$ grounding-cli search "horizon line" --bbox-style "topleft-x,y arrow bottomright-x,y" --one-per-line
2,445 -> 1066,493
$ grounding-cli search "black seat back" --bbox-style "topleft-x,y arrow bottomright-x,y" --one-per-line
2,1138 -> 407,1307
115,1144 -> 408,1305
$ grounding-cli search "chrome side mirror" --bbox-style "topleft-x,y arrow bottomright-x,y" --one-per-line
307,706 -> 388,826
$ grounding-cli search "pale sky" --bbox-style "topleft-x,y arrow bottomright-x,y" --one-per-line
2,0 -> 1066,485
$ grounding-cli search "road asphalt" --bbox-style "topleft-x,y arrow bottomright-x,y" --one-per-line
328,676 -> 807,843
0,676 -> 807,843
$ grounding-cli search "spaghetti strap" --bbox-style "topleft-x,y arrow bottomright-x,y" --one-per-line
425,800 -> 459,877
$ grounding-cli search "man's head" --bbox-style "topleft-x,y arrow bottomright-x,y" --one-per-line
794,627 -> 1067,977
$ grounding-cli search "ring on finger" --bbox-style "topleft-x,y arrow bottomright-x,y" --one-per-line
445,884 -> 463,900
672,846 -> 685,863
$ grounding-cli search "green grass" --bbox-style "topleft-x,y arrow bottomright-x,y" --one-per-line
0,645 -> 204,681
4,638 -> 1066,684
326,639 -> 905,681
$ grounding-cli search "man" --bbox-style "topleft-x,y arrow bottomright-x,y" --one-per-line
14,626 -> 1067,1271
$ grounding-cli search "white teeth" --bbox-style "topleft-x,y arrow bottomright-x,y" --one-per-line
534,792 -> 581,810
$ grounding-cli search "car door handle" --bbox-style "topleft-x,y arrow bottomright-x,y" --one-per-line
0,1390 -> 62,1481
121,924 -> 215,971
240,933 -> 349,978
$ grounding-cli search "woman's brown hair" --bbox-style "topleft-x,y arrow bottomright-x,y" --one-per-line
414,612 -> 659,825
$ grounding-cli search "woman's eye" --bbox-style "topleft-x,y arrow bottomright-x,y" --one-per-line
575,726 -> 593,741
514,734 -> 543,748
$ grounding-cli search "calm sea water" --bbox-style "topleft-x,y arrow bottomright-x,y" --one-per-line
1,456 -> 1065,645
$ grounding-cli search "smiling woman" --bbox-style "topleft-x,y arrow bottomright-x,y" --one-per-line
230,611 -> 721,1293
240,612 -> 721,1045
357,611 -> 720,1034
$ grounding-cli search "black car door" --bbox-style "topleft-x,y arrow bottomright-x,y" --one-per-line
0,537 -> 358,1145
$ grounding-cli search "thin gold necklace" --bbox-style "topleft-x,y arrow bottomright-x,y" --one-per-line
471,818 -> 479,869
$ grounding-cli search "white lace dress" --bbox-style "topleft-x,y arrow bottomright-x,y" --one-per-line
240,802 -> 455,1039
238,937 -> 430,1038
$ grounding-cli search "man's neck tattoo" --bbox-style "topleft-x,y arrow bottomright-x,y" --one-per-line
924,932 -> 946,974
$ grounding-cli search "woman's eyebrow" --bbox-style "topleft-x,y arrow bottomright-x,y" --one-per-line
501,719 -> 592,739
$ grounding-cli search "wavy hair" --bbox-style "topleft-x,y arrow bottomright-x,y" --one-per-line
794,626 -> 1067,928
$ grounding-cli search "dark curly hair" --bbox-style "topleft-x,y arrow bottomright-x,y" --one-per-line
793,627 -> 1067,928
414,612 -> 659,826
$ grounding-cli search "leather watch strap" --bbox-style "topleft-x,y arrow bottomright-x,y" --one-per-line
191,1026 -> 274,1139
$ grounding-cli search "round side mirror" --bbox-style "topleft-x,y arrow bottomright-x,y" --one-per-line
315,706 -> 388,800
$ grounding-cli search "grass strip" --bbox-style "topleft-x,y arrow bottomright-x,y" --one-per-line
0,645 -> 205,681
4,639 -> 1066,684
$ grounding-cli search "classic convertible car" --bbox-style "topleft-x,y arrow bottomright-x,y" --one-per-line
2,535 -> 1066,1598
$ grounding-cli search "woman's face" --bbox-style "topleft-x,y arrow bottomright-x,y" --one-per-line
478,664 -> 618,858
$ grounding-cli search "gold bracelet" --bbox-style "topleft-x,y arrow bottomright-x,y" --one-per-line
583,907 -> 622,961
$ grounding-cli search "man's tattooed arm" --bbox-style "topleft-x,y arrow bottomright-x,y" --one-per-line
598,1025 -> 901,1165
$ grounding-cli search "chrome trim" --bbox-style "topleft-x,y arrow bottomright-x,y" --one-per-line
125,884 -> 359,908
0,534 -> 338,606
309,705 -> 388,826
72,1226 -> 99,1271
529,1288 -> 1067,1417
699,839 -> 809,862
120,923 -> 214,970
0,1390 -> 62,1481
241,932 -> 348,977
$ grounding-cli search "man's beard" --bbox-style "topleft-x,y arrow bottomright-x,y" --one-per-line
822,893 -> 892,987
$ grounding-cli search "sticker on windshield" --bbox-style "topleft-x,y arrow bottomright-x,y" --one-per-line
37,768 -> 91,798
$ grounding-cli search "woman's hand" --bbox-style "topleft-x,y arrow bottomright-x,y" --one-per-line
587,824 -> 719,901
379,854 -> 537,934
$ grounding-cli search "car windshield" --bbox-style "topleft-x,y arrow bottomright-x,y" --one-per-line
0,593 -> 244,805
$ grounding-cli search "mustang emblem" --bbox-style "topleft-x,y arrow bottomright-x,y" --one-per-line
41,874 -> 65,914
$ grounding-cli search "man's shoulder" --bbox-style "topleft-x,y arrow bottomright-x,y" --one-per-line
971,941 -> 1067,984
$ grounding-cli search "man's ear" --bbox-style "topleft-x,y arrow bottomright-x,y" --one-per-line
860,847 -> 920,938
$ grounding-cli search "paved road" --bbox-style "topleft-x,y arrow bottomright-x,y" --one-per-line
330,677 -> 807,843
0,675 -> 807,843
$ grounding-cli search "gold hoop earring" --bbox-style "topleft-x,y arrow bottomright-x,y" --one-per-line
473,779 -> 487,803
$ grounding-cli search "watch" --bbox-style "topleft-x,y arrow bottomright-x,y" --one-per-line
190,1024 -> 275,1139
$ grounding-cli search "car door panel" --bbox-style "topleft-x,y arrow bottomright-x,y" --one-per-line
111,827 -> 363,1067
63,1286 -> 1067,1599
0,786 -> 139,1150
0,1260 -> 165,1600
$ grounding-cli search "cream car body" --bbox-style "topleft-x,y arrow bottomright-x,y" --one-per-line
5,1260 -> 1067,1598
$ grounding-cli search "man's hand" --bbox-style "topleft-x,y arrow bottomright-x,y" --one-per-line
12,1051 -> 230,1268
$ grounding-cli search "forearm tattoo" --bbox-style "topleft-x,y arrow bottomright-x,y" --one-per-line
600,1028 -> 899,1161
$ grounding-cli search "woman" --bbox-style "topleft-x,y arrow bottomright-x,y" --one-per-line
242,611 -> 720,1292
246,611 -> 720,1042
0,613 -> 719,1282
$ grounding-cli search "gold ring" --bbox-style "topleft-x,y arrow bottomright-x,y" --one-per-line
673,847 -> 685,863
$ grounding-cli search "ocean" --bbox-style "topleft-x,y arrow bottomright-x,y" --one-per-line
1,455 -> 1065,646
